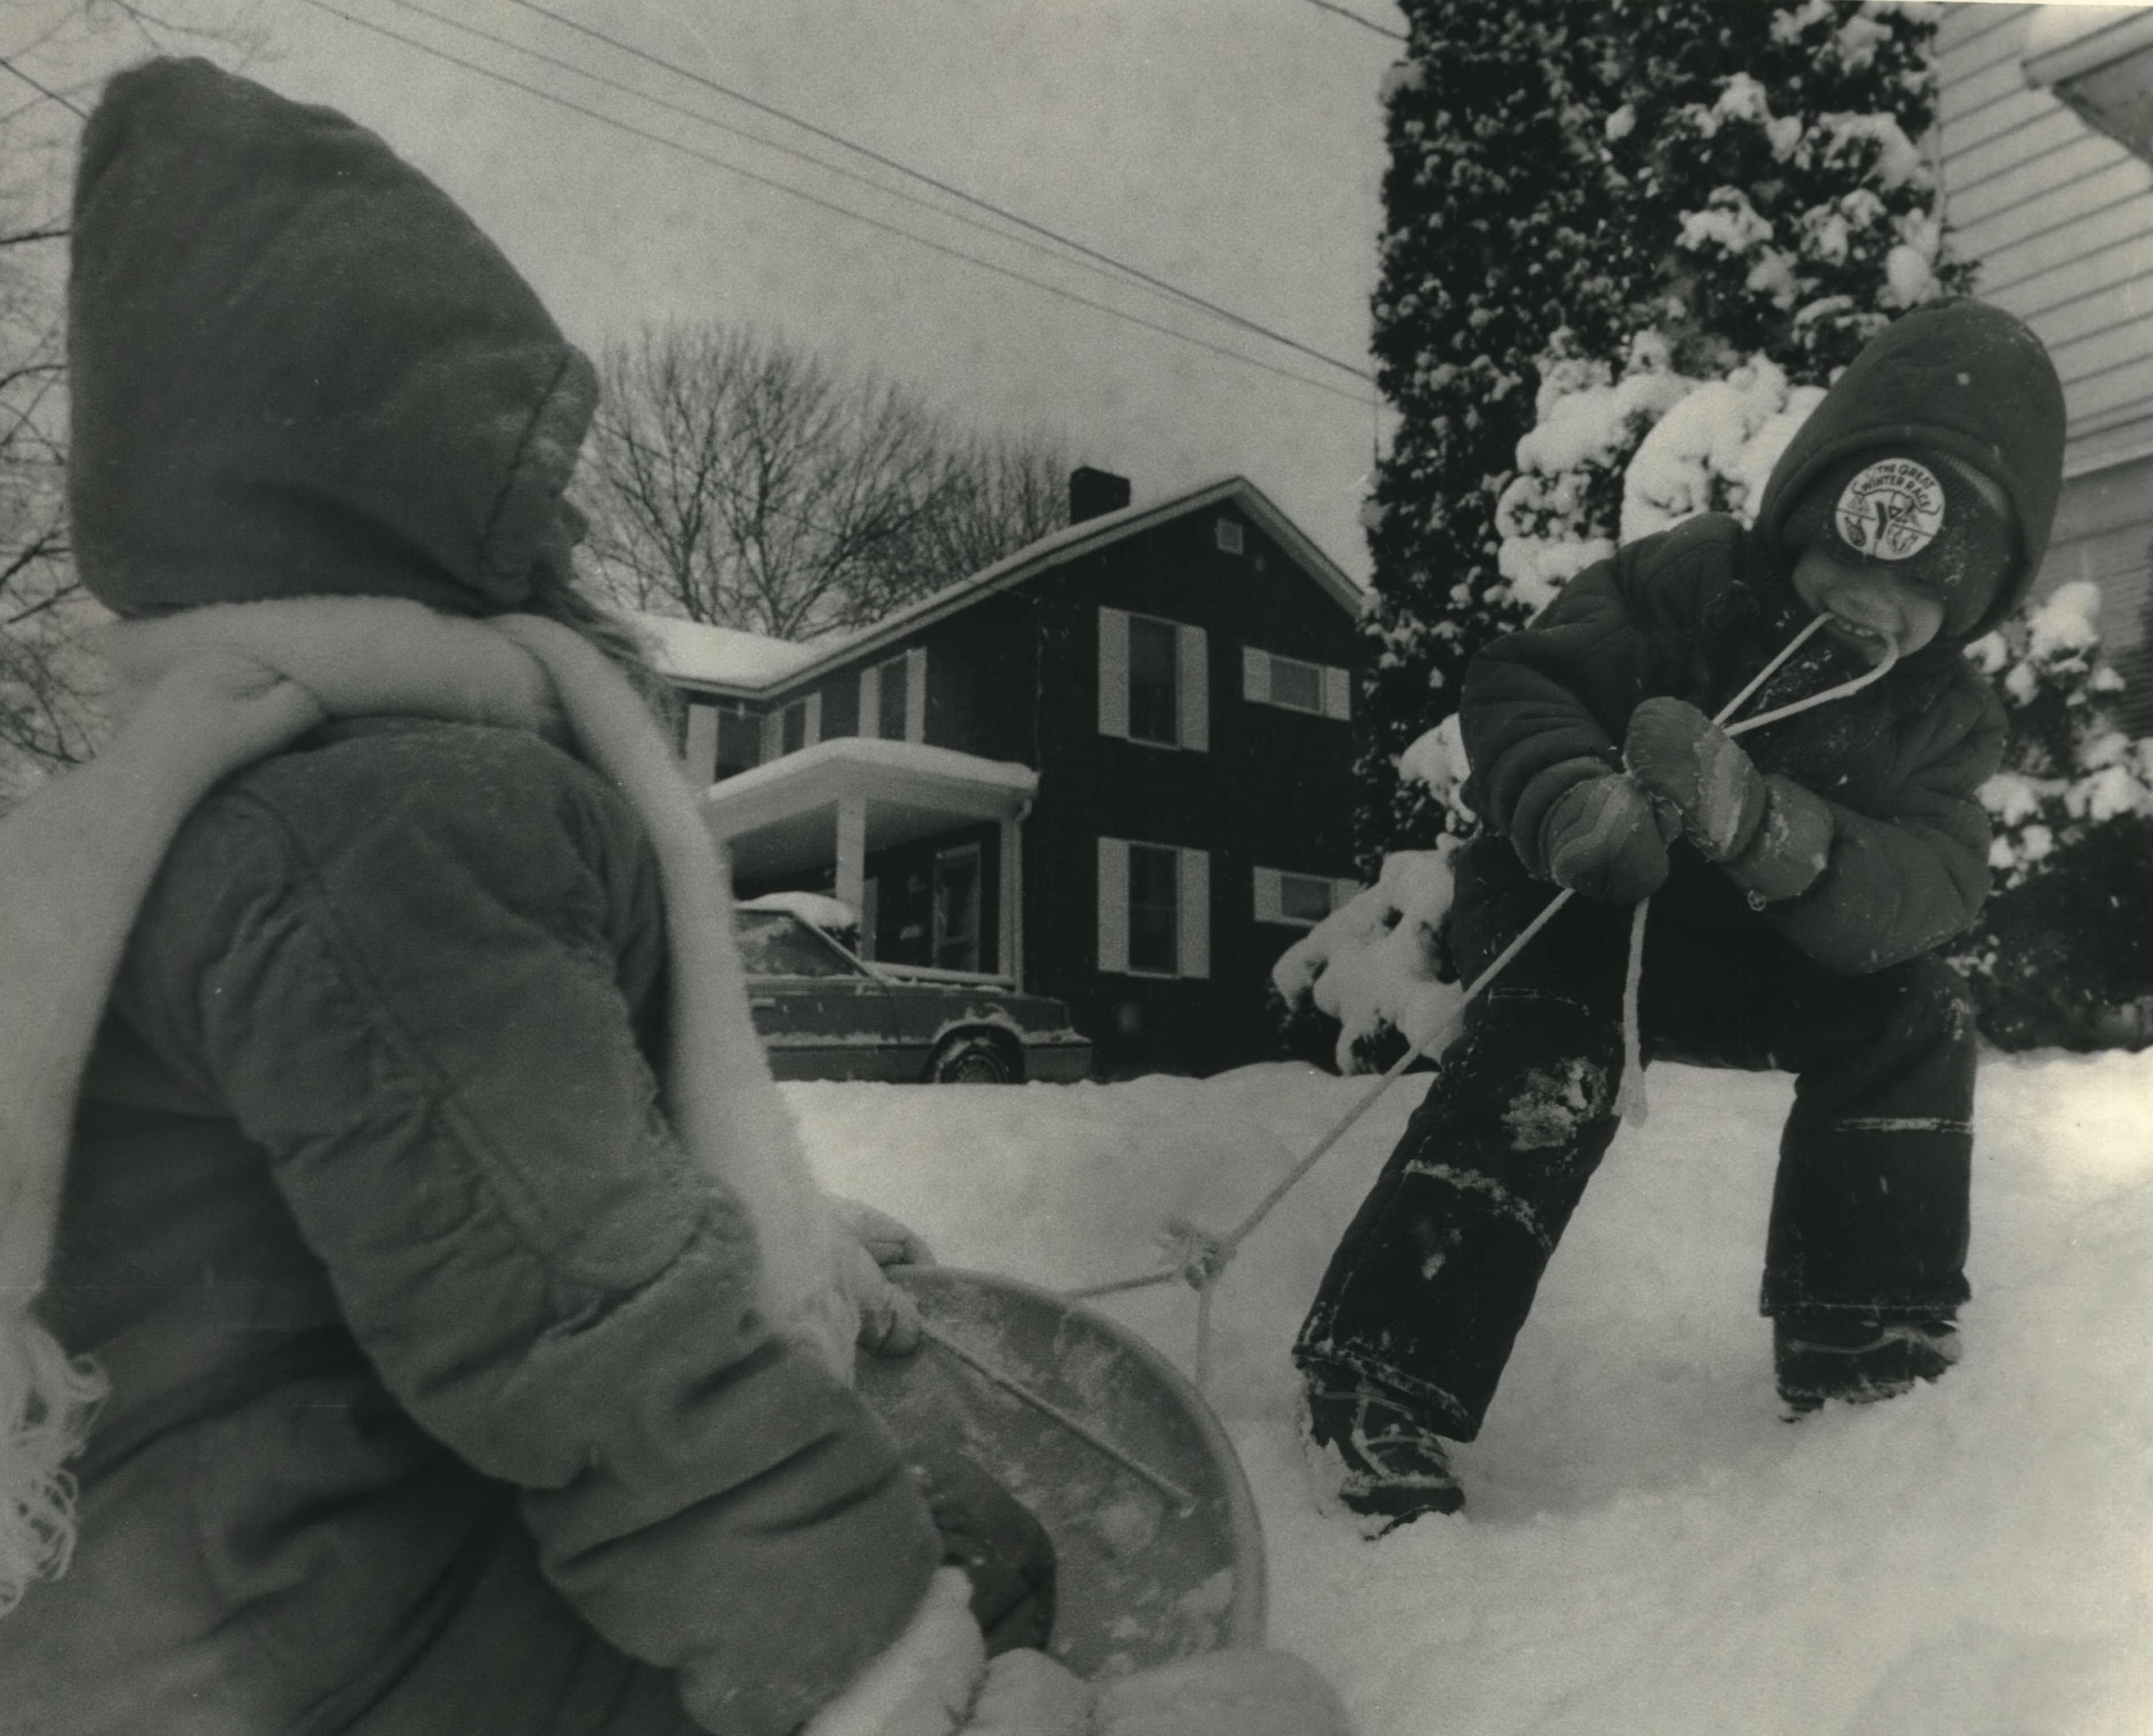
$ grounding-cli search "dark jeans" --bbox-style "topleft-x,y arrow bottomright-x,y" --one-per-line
1294,845 -> 1979,1440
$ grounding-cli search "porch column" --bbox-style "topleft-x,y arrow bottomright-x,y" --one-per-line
1000,811 -> 1025,987
834,793 -> 867,919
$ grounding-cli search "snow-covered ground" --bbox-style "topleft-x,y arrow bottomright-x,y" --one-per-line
795,1048 -> 2153,1735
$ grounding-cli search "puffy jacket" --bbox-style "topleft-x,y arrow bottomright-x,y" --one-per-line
1462,299 -> 2064,974
3,717 -> 940,1736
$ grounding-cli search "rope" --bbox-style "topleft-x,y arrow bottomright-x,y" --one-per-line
1068,615 -> 1905,1388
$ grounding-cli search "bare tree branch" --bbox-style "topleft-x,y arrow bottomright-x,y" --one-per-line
582,321 -> 1068,642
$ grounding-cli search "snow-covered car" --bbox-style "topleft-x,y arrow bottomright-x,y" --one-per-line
734,906 -> 1093,1084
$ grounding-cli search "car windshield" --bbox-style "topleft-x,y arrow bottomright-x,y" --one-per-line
735,910 -> 869,979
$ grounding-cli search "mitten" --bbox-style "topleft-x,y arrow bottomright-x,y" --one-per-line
1089,1648 -> 1356,1736
1624,700 -> 1834,904
830,1194 -> 937,1269
1538,772 -> 1671,904
909,1448 -> 1056,1656
1622,697 -> 1765,861
803,1568 -> 985,1736
964,1650 -> 1090,1735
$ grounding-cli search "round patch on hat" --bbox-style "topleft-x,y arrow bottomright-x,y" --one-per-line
1832,457 -> 1946,561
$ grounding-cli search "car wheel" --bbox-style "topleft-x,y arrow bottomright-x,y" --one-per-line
928,1032 -> 1018,1085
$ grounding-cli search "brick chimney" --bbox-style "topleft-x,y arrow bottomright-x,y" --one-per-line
1069,466 -> 1132,524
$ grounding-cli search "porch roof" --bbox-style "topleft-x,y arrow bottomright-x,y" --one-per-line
700,737 -> 1038,882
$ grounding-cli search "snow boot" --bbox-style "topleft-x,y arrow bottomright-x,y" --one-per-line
1775,1315 -> 1961,1415
1301,1374 -> 1464,1535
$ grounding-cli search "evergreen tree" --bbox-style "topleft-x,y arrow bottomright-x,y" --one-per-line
1361,0 -> 1962,853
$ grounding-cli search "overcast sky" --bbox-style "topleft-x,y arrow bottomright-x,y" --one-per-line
19,0 -> 1399,590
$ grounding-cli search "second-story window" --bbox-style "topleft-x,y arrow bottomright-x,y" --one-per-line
859,647 -> 928,743
1127,615 -> 1179,744
762,692 -> 821,761
1243,646 -> 1352,720
1098,607 -> 1208,750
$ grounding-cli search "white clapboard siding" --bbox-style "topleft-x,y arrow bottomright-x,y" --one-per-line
1936,0 -> 2153,728
1098,607 -> 1130,738
1177,625 -> 1209,751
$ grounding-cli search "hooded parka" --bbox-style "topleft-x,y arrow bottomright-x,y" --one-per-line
0,59 -> 941,1736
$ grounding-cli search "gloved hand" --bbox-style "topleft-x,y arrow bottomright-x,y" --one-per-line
1624,697 -> 1833,903
829,1195 -> 937,1269
803,1567 -> 985,1736
1622,697 -> 1765,860
1538,771 -> 1672,904
909,1448 -> 1056,1656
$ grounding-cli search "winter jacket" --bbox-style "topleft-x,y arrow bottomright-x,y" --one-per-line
0,716 -> 941,1736
1462,300 -> 2064,976
0,53 -> 944,1736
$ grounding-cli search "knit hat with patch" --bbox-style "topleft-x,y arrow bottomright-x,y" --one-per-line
1778,445 -> 2017,639
67,57 -> 596,618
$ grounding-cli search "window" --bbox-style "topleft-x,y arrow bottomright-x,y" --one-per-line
861,647 -> 928,743
1254,866 -> 1362,928
1096,837 -> 1209,978
932,843 -> 982,972
1214,517 -> 1245,556
1242,646 -> 1351,720
1127,615 -> 1179,744
761,692 -> 821,761
1098,609 -> 1208,750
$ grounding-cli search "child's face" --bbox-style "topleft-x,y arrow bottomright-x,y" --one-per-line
1790,544 -> 1947,663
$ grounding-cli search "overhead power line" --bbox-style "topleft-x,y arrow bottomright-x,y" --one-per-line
1303,1 -> 1407,44
497,0 -> 1374,385
296,0 -> 1373,407
396,0 -> 1357,369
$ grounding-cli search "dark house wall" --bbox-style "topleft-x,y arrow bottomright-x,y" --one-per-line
1022,502 -> 1362,1075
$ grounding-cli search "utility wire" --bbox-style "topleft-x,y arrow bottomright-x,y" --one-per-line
0,55 -> 88,119
398,0 -> 1356,368
1303,0 -> 1407,44
499,0 -> 1374,385
296,0 -> 1371,407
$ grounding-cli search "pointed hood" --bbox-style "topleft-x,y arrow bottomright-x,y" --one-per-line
1755,299 -> 2066,639
67,57 -> 597,618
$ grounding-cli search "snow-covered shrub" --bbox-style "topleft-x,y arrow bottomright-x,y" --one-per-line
1947,584 -> 2153,1051
1270,845 -> 1467,1074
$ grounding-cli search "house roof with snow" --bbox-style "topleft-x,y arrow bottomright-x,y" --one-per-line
638,475 -> 1362,702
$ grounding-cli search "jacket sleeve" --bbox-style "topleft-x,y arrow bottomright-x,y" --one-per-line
1757,671 -> 2005,974
117,734 -> 941,1736
1462,531 -> 1705,875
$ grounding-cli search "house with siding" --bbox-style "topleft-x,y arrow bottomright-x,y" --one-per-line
651,471 -> 1366,1076
1939,2 -> 2153,730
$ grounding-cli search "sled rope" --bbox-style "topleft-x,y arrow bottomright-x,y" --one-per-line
1069,614 -> 1908,1389
920,1323 -> 1200,1515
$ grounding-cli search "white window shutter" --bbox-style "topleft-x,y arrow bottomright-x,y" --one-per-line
1332,877 -> 1363,914
1252,866 -> 1283,924
1177,848 -> 1209,979
858,664 -> 881,739
1323,665 -> 1353,720
804,692 -> 823,748
1097,608 -> 1130,738
759,709 -> 780,762
684,702 -> 719,785
906,646 -> 928,743
1177,624 -> 1208,751
1242,645 -> 1268,703
1097,837 -> 1130,974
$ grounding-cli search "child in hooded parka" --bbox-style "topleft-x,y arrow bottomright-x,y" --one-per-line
1295,300 -> 2067,1534
0,56 -> 1357,1736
